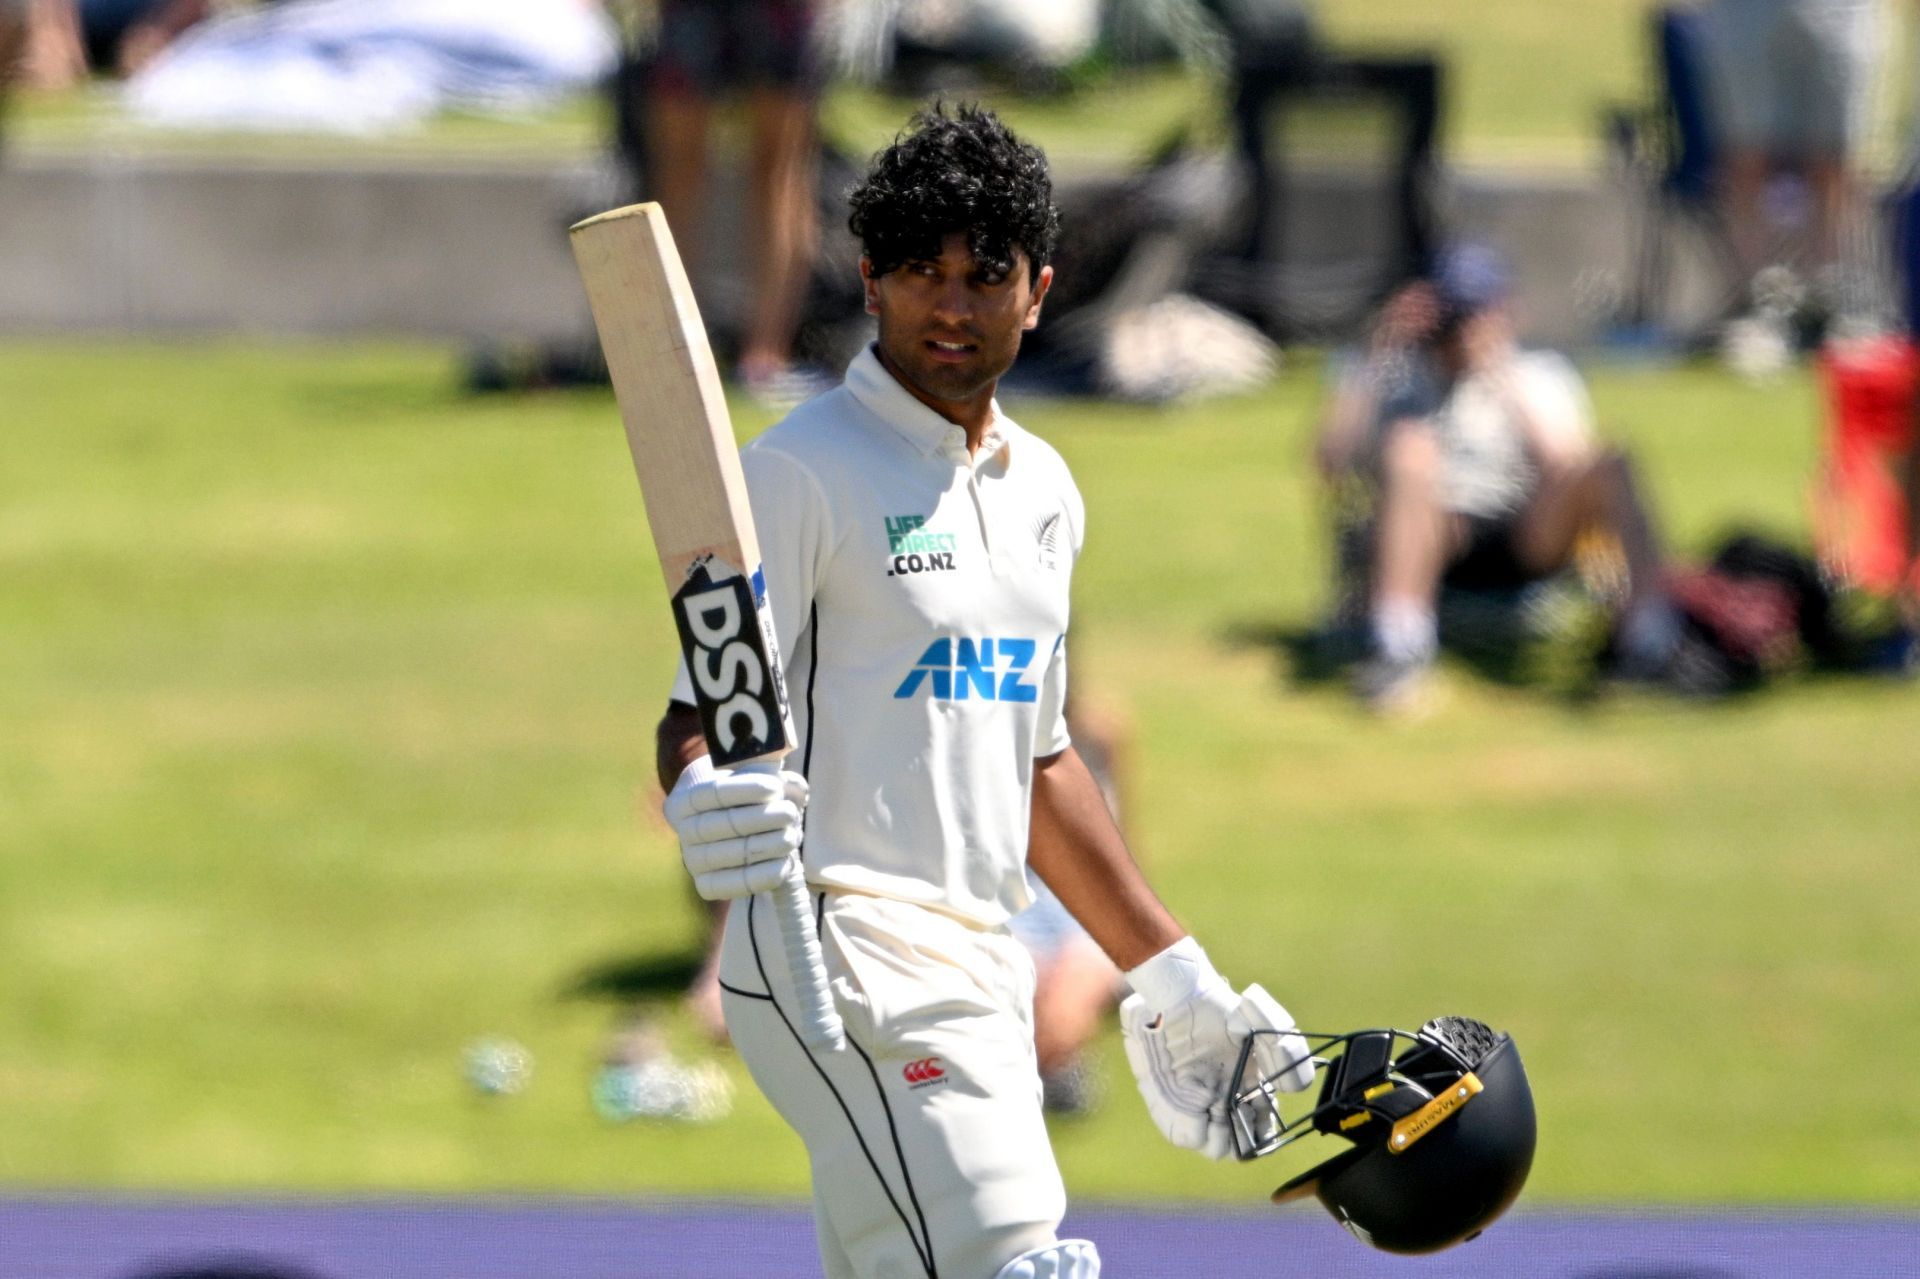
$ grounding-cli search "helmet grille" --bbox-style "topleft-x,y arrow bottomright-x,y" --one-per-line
1416,1017 -> 1500,1068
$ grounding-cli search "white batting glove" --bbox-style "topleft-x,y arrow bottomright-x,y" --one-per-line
663,755 -> 809,901
1120,937 -> 1314,1160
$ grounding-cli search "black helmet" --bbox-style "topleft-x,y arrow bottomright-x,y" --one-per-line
1228,1016 -> 1536,1254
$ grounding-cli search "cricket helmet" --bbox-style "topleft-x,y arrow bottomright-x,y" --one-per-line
1228,1016 -> 1535,1254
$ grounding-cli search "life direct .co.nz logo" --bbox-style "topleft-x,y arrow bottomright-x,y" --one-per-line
892,637 -> 1040,702
884,514 -> 958,577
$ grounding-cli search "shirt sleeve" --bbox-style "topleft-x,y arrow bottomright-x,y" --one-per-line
1516,352 -> 1596,453
1033,468 -> 1084,757
666,439 -> 834,708
1033,632 -> 1073,757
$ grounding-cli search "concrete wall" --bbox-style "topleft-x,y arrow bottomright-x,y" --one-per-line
0,151 -> 1646,347
0,156 -> 602,341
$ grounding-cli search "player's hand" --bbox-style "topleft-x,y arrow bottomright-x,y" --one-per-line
1120,938 -> 1314,1160
664,756 -> 809,901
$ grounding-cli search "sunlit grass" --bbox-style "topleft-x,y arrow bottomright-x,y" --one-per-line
1,338 -> 1915,1201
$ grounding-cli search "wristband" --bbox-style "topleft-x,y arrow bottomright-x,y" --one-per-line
1124,936 -> 1222,1013
674,753 -> 716,787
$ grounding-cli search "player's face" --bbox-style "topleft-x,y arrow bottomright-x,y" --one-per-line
863,233 -> 1052,426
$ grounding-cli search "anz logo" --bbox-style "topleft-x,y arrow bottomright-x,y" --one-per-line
892,637 -> 1040,702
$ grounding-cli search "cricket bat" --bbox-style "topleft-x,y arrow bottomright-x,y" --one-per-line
569,202 -> 844,1054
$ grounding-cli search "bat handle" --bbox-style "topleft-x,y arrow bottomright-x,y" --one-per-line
772,857 -> 845,1053
741,760 -> 846,1054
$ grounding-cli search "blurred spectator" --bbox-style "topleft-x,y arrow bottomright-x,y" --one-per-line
17,0 -> 84,88
80,0 -> 208,77
640,0 -> 826,404
1901,430 -> 1920,630
1008,875 -> 1121,1114
885,0 -> 1100,94
17,0 -> 208,87
1702,0 -> 1884,350
1316,246 -> 1679,712
1008,691 -> 1128,1114
1,1 -> 25,131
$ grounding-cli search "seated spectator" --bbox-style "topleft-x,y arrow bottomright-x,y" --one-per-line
1315,246 -> 1680,712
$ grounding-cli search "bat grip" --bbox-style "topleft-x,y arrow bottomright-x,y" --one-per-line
740,760 -> 845,1054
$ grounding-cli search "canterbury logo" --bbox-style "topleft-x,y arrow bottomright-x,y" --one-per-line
902,1057 -> 947,1087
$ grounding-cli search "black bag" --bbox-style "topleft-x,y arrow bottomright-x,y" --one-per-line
1657,531 -> 1841,696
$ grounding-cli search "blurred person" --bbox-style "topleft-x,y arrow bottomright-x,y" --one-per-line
1316,246 -> 1679,712
1009,690 -> 1129,1115
16,0 -> 84,88
17,0 -> 207,87
1901,430 -> 1920,631
1702,0 -> 1884,349
88,0 -> 208,77
656,104 -> 1314,1278
1007,877 -> 1119,1114
642,0 -> 826,404
2,1 -> 26,129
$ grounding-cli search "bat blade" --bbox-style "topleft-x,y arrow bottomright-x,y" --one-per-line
570,203 -> 842,1052
570,203 -> 791,767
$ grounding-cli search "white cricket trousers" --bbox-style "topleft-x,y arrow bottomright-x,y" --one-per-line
720,888 -> 1069,1279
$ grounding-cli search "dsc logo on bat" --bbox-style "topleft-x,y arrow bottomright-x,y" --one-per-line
673,563 -> 789,765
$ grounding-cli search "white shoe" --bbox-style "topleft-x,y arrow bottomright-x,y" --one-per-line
1352,652 -> 1436,717
1720,310 -> 1792,381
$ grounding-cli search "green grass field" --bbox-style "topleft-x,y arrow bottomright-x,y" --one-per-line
3,339 -> 1916,1206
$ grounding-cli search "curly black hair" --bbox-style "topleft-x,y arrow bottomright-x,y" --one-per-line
847,103 -> 1061,283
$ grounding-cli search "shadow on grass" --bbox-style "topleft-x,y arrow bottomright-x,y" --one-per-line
1222,601 -> 1607,704
562,948 -> 704,1004
1225,618 -> 1552,689
1221,619 -> 1351,691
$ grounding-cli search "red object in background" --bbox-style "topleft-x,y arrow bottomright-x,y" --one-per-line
1815,336 -> 1919,594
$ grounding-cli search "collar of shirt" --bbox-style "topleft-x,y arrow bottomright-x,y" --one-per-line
845,343 -> 1010,466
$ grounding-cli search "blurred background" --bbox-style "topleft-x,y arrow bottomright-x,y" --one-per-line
3,1 -> 1918,1275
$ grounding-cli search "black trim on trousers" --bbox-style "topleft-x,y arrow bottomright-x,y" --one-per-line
745,894 -> 938,1277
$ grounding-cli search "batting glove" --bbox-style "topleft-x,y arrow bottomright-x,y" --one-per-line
1120,937 -> 1314,1160
664,755 -> 809,901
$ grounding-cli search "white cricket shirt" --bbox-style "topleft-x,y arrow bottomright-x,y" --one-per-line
673,345 -> 1084,927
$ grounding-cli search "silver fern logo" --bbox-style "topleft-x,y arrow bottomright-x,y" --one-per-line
1034,511 -> 1063,570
